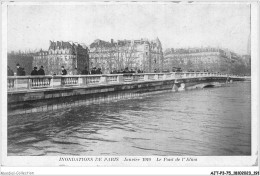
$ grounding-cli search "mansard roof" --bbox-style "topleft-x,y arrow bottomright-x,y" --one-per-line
35,49 -> 48,56
90,37 -> 163,48
49,41 -> 88,50
90,39 -> 115,48
49,41 -> 73,50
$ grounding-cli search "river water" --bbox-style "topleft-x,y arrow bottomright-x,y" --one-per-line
8,82 -> 251,156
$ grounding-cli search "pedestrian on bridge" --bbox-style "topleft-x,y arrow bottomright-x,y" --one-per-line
61,66 -> 67,75
31,67 -> 38,76
96,68 -> 102,74
16,64 -> 24,76
38,66 -> 45,75
91,67 -> 96,74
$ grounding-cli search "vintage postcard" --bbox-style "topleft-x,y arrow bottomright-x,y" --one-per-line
1,1 -> 259,175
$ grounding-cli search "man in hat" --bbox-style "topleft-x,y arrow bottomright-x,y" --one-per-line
16,63 -> 23,76
91,67 -> 96,74
31,67 -> 38,75
96,68 -> 102,74
38,66 -> 45,75
61,66 -> 67,75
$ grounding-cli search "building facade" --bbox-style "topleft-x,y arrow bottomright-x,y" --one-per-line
89,38 -> 163,73
163,47 -> 237,73
33,41 -> 89,75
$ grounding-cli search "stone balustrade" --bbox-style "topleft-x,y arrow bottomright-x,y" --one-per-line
106,75 -> 118,84
7,72 -> 239,91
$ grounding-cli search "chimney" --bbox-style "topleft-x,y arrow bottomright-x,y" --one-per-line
111,39 -> 114,44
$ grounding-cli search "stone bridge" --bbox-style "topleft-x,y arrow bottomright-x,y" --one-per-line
7,72 -> 249,115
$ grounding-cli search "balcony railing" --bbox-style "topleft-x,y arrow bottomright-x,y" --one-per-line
7,72 -> 237,91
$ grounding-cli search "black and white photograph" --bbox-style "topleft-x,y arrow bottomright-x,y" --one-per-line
1,1 -> 259,175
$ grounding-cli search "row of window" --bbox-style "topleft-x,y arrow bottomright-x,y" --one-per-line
34,55 -> 77,60
170,57 -> 220,64
166,52 -> 220,57
48,49 -> 71,55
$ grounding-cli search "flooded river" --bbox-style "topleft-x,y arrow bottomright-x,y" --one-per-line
8,81 -> 251,156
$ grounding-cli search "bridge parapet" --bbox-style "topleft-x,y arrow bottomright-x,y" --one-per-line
7,72 -> 247,92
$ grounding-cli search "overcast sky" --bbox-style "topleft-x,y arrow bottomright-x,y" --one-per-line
7,3 -> 250,54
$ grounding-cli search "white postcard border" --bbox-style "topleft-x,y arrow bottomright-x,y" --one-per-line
1,0 -> 259,175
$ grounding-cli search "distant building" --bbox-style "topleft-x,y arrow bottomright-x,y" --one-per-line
33,41 -> 90,75
33,50 -> 49,72
164,47 -> 236,73
89,38 -> 163,73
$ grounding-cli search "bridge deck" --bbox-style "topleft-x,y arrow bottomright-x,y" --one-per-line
7,72 -> 248,94
7,72 -> 250,115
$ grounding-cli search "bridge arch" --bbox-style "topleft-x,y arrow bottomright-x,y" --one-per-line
203,84 -> 215,88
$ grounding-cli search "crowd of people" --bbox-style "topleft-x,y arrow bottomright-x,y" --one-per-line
7,64 -> 26,76
30,66 -> 45,75
110,67 -> 144,74
7,64 -> 45,76
80,67 -> 146,75
7,64 -> 242,79
90,67 -> 102,75
8,64 -> 146,76
78,67 -> 102,75
7,64 -> 46,76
